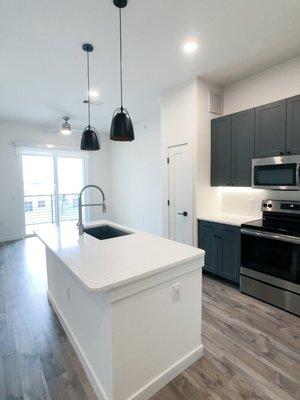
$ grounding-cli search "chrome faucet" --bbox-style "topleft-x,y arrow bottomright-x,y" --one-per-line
78,185 -> 106,235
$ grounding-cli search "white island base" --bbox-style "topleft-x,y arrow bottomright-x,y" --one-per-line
38,222 -> 204,400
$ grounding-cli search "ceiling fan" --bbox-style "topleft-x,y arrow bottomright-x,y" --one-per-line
50,116 -> 81,135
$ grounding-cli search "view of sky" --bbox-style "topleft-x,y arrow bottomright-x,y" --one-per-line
22,155 -> 84,196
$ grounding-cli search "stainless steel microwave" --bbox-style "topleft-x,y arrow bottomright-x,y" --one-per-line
252,155 -> 300,190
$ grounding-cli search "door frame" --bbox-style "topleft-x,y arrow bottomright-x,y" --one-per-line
166,142 -> 196,246
20,149 -> 89,237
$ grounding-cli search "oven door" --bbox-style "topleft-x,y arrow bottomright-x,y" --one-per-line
241,228 -> 300,289
252,156 -> 300,190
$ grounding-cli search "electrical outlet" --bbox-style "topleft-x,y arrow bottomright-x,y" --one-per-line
172,283 -> 182,303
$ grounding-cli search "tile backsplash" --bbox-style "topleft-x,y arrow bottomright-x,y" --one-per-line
220,187 -> 300,217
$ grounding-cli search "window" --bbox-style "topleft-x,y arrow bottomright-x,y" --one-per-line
24,201 -> 33,212
38,200 -> 46,208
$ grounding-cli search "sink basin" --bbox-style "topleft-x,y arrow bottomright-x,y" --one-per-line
83,225 -> 133,241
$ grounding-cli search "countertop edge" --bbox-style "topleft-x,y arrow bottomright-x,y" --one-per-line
35,226 -> 205,293
197,215 -> 257,227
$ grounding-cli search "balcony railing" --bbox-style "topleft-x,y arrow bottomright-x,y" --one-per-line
24,193 -> 80,226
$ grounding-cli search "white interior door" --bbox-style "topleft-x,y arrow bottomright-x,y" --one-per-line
168,144 -> 193,245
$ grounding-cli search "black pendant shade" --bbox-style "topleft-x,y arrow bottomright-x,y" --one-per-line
81,43 -> 101,151
110,108 -> 134,141
81,126 -> 100,150
110,0 -> 134,142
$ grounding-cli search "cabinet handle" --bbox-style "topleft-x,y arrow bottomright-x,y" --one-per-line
219,236 -> 222,239
287,151 -> 291,155
280,152 -> 284,156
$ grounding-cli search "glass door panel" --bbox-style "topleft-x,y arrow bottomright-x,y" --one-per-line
22,155 -> 55,235
57,157 -> 85,222
22,153 -> 87,236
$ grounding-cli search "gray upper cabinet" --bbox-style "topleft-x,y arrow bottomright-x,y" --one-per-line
211,116 -> 232,186
211,94 -> 300,188
231,109 -> 255,186
287,95 -> 300,155
254,99 -> 287,158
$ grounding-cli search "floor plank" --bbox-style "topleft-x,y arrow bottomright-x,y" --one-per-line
0,238 -> 299,400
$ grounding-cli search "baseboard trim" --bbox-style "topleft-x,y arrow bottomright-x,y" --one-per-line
127,345 -> 203,400
0,234 -> 24,243
48,291 -> 203,400
47,292 -> 110,400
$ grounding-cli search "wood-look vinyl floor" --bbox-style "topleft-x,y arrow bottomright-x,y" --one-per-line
0,238 -> 299,400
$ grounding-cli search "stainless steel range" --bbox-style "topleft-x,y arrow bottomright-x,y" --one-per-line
240,199 -> 300,316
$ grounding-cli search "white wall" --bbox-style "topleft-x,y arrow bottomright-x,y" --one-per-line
223,56 -> 300,115
219,56 -> 300,217
161,80 -> 198,241
0,120 -> 110,242
196,78 -> 222,218
110,114 -> 162,236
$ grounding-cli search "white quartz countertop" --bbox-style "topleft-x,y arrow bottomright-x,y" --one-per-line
198,213 -> 257,227
35,220 -> 204,292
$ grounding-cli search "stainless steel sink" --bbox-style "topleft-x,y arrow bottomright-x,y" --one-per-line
83,225 -> 132,241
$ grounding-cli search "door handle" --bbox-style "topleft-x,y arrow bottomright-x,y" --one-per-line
178,211 -> 188,217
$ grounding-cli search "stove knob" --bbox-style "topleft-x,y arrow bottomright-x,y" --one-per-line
267,204 -> 272,208
263,203 -> 267,208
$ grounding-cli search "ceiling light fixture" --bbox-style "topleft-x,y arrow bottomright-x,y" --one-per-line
110,0 -> 134,142
183,41 -> 198,53
60,116 -> 72,135
81,43 -> 101,151
89,90 -> 99,98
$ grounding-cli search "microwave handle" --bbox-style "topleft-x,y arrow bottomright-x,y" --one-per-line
241,228 -> 300,245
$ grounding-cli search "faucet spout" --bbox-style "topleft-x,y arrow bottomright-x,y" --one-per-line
77,185 -> 106,235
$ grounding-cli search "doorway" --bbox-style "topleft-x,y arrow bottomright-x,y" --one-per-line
168,144 -> 194,246
22,154 -> 87,236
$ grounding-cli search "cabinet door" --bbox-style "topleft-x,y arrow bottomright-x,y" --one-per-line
217,226 -> 240,283
254,99 -> 287,158
286,95 -> 300,155
231,109 -> 254,187
211,116 -> 232,186
198,221 -> 218,275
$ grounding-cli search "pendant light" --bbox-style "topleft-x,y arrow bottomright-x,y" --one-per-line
110,0 -> 134,142
81,43 -> 101,151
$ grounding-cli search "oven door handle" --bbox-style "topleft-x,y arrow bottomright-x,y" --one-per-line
241,228 -> 300,244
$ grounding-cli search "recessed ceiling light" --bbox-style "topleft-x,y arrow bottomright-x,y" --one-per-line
60,128 -> 72,135
46,144 -> 54,148
89,90 -> 99,98
183,41 -> 198,53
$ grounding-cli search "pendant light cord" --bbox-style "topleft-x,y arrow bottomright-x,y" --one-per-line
119,8 -> 123,109
87,50 -> 91,126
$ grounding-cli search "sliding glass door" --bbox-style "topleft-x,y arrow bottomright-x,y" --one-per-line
22,154 -> 87,236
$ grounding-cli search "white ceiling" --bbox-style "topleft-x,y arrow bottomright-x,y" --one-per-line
1,0 -> 300,132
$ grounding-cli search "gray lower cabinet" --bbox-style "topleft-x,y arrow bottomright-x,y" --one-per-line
254,99 -> 287,158
287,95 -> 300,155
198,222 -> 218,274
198,220 -> 241,284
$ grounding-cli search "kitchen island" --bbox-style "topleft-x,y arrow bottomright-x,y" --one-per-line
35,220 -> 204,400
